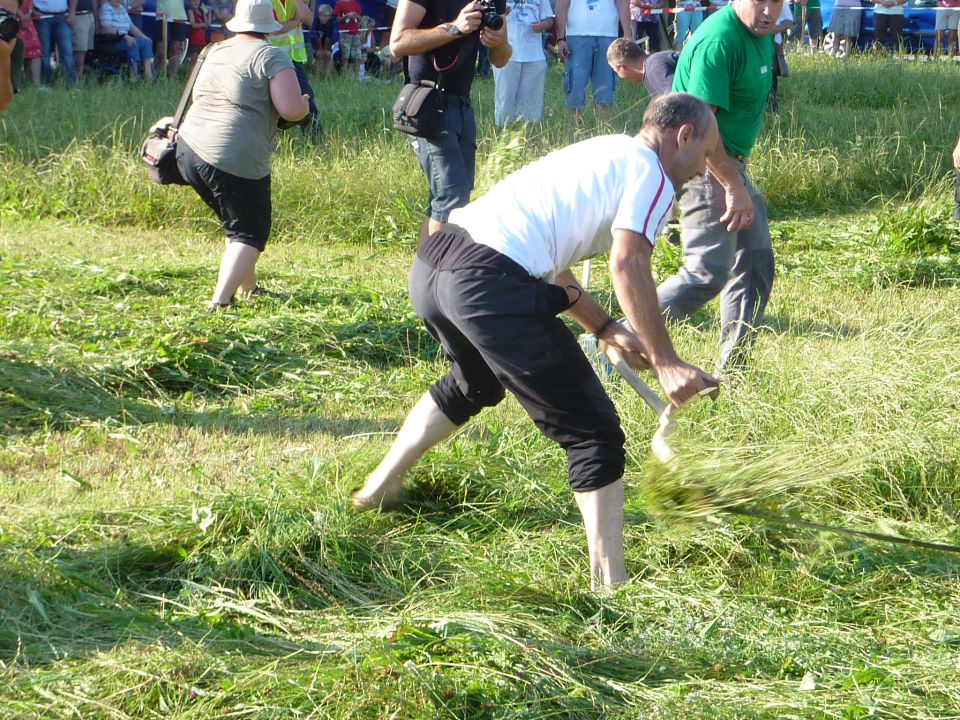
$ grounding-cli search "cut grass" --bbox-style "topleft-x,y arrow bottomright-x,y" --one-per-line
1,53 -> 960,719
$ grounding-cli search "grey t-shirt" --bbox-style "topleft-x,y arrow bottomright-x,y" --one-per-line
179,38 -> 293,179
643,50 -> 679,98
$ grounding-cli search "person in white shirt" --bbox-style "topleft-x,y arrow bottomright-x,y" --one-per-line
554,0 -> 632,121
100,0 -> 155,79
352,93 -> 720,591
493,0 -> 553,124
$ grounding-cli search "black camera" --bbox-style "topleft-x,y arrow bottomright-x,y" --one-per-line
478,0 -> 502,31
0,8 -> 19,43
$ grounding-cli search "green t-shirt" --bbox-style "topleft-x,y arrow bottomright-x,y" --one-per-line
671,5 -> 774,158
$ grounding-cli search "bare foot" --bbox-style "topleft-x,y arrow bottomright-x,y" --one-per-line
350,488 -> 403,511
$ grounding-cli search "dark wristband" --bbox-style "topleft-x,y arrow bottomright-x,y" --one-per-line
595,316 -> 617,338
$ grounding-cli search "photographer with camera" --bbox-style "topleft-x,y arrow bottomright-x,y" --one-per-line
391,0 -> 511,241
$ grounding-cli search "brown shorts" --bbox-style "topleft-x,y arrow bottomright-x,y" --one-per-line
71,12 -> 96,52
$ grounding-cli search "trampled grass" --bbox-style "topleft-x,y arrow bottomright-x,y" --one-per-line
1,52 -> 960,719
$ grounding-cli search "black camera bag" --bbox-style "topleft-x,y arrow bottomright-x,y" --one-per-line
140,46 -> 210,185
392,80 -> 446,139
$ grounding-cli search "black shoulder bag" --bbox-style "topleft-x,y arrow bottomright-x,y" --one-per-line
140,46 -> 210,185
392,49 -> 464,139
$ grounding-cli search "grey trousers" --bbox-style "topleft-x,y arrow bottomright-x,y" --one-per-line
492,59 -> 547,126
657,161 -> 774,371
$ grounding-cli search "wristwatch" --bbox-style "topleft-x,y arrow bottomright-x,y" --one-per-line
441,22 -> 462,36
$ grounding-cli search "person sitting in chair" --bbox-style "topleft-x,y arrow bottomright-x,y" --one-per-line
99,0 -> 155,79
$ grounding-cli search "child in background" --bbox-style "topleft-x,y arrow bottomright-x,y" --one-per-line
334,0 -> 362,77
312,3 -> 335,74
208,0 -> 235,42
631,0 -> 662,53
187,0 -> 208,67
17,0 -> 42,88
358,14 -> 378,79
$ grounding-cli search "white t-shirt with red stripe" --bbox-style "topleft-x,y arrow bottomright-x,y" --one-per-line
449,134 -> 674,283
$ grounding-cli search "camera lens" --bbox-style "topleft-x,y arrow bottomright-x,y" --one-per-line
0,11 -> 19,43
483,11 -> 503,30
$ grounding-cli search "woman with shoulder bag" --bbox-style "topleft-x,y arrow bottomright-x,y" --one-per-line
176,0 -> 309,313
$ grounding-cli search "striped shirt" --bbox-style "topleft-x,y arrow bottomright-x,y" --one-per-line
100,2 -> 133,32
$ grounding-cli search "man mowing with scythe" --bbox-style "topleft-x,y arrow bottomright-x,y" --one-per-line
353,93 -> 720,591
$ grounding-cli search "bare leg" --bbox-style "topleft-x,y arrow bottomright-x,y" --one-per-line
573,479 -> 628,591
168,41 -> 184,78
352,392 -> 458,509
236,259 -> 258,295
425,217 -> 444,238
155,41 -> 167,76
594,105 -> 611,123
74,51 -> 86,82
211,242 -> 260,306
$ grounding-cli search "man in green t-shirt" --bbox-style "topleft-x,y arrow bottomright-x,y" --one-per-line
659,0 -> 781,375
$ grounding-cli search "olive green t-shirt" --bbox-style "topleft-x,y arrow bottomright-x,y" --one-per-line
671,5 -> 774,158
179,39 -> 293,179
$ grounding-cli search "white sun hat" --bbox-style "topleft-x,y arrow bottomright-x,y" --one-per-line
226,0 -> 282,34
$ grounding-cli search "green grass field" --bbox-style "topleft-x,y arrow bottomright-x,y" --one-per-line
1,53 -> 959,719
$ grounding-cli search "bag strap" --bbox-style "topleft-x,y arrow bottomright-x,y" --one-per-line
171,44 -> 212,132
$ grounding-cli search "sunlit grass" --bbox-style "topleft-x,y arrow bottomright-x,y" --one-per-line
0,54 -> 959,719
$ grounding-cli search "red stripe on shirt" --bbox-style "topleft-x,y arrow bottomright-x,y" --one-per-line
642,166 -> 667,239
653,199 -> 674,241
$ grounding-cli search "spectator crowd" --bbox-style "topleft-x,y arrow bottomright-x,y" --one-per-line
2,0 -> 402,89
5,0 -> 960,94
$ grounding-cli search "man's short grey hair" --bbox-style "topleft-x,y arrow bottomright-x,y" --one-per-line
606,37 -> 647,66
642,92 -> 715,139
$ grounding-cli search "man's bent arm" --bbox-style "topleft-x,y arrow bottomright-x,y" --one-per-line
483,18 -> 511,66
608,231 -> 678,369
609,229 -> 716,405
556,270 -> 618,336
556,268 -> 650,368
704,107 -> 753,232
553,0 -> 569,37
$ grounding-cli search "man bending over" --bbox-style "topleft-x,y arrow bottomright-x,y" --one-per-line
353,93 -> 719,590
